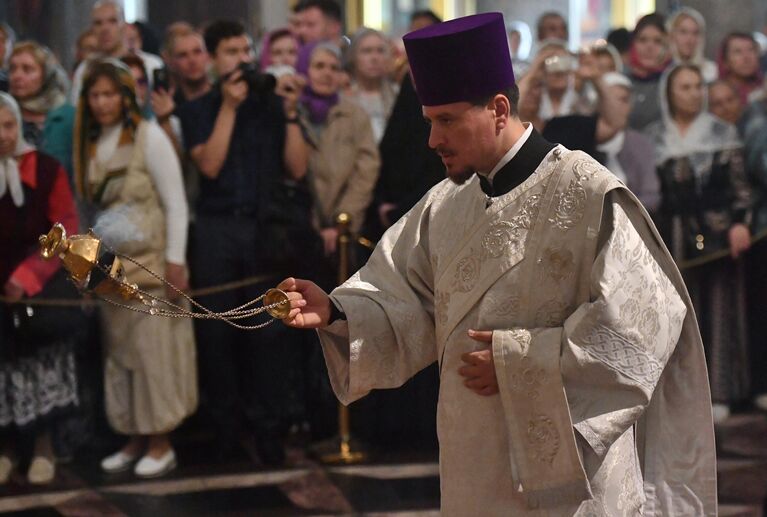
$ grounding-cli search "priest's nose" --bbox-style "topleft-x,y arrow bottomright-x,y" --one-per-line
428,124 -> 444,150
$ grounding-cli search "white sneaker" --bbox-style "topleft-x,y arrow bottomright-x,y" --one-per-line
101,450 -> 140,473
754,393 -> 767,411
134,449 -> 176,478
27,456 -> 55,485
0,455 -> 15,484
712,403 -> 731,424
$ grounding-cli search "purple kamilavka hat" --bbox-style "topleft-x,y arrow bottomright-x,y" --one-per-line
403,12 -> 515,106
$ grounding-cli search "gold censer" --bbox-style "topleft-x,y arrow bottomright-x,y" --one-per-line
39,223 -> 290,329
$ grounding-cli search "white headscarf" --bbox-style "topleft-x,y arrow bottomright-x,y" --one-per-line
507,21 -> 532,61
667,8 -> 717,83
0,92 -> 35,207
646,64 -> 741,171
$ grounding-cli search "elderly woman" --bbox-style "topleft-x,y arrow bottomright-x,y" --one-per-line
8,42 -> 74,177
343,28 -> 399,144
73,60 -> 196,478
645,64 -> 752,423
297,42 -> 380,258
0,92 -> 80,485
627,13 -> 671,130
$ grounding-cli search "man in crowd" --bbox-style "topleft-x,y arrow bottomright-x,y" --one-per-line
536,11 -> 568,42
293,0 -> 343,46
70,0 -> 163,102
162,23 -> 211,109
179,20 -> 306,466
278,12 -> 716,515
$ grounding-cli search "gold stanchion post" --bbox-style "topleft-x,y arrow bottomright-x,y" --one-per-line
316,213 -> 367,464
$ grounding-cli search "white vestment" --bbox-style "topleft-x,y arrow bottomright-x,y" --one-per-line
318,147 -> 717,516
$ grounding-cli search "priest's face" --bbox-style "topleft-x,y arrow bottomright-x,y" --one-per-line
423,102 -> 497,185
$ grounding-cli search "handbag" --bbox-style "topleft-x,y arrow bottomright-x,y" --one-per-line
3,268 -> 87,354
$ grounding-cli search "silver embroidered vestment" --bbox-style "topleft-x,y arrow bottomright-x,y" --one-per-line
318,147 -> 717,516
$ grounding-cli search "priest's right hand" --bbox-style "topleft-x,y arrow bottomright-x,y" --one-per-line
277,277 -> 332,329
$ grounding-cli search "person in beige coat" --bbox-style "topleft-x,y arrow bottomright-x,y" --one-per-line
296,42 -> 380,258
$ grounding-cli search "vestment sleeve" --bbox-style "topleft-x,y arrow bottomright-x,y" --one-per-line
317,193 -> 438,405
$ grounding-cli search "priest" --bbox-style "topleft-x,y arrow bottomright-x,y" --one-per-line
278,12 -> 716,516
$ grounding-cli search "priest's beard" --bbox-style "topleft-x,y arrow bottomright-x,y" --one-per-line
446,166 -> 475,185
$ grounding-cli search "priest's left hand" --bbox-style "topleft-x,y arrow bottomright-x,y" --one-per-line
459,329 -> 499,396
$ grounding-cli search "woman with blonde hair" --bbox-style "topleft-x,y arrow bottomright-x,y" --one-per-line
343,28 -> 399,144
74,60 -> 196,478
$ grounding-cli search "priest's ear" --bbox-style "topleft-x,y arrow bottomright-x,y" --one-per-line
473,84 -> 520,129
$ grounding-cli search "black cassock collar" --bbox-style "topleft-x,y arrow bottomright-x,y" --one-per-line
478,129 -> 556,198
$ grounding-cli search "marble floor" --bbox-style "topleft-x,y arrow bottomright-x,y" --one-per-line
0,412 -> 765,516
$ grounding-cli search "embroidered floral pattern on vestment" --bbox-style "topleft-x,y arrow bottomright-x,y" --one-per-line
527,414 -> 560,466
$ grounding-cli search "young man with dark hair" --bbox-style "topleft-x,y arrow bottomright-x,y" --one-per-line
277,12 -> 716,515
293,0 -> 343,45
179,19 -> 306,466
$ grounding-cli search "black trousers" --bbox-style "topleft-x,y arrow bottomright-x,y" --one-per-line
191,214 -> 301,446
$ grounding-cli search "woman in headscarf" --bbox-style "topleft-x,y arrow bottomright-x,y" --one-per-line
8,41 -> 75,177
343,28 -> 399,144
0,92 -> 80,485
627,13 -> 671,130
0,24 -> 14,68
506,20 -> 532,77
259,28 -> 299,72
667,7 -> 718,83
296,42 -> 380,260
718,32 -> 764,104
595,72 -> 660,212
73,60 -> 196,479
645,64 -> 753,423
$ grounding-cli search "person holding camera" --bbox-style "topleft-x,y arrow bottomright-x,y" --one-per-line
517,46 -> 624,161
179,20 -> 306,466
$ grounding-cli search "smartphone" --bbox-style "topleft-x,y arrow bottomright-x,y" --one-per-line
152,67 -> 170,92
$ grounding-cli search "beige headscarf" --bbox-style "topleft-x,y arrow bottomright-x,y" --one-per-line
0,92 -> 34,207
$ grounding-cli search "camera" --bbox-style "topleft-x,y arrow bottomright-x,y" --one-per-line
544,54 -> 576,74
227,62 -> 276,97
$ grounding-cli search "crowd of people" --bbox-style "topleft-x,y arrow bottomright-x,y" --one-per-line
1,0 -> 767,486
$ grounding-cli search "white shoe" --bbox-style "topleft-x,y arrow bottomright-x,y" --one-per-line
27,456 -> 55,485
754,393 -> 767,411
0,455 -> 15,484
101,450 -> 140,473
712,403 -> 731,424
134,449 -> 176,478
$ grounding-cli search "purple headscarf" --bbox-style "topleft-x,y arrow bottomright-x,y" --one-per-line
296,42 -> 341,124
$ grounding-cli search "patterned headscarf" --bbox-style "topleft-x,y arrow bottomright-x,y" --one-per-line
73,59 -> 143,201
0,92 -> 34,207
10,41 -> 70,115
0,23 -> 16,70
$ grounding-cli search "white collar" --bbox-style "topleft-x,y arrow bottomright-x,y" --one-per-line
480,122 -> 533,185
